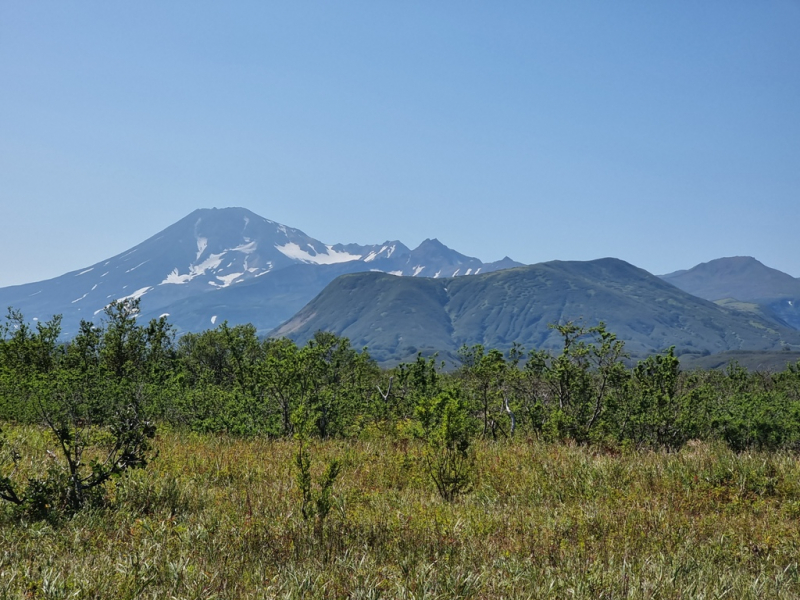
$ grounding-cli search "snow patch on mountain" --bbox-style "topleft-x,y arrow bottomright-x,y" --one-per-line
193,253 -> 224,274
161,269 -> 192,285
126,261 -> 149,273
92,286 -> 153,316
161,252 -> 225,286
196,237 -> 208,260
275,242 -> 362,265
215,272 -> 243,287
363,248 -> 383,262
119,286 -> 152,303
364,244 -> 400,262
231,241 -> 257,254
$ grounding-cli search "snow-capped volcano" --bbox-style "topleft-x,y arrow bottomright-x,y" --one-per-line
109,207 -> 407,293
0,207 -> 521,336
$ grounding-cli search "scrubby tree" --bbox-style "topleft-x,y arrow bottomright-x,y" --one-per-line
540,322 -> 628,443
418,389 -> 476,502
458,345 -> 510,438
0,301 -> 162,518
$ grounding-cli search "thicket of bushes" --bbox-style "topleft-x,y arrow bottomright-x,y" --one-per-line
2,299 -> 800,515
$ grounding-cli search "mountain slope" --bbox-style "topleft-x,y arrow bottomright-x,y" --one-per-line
274,258 -> 800,364
0,207 -> 522,335
661,257 -> 800,301
661,257 -> 800,330
141,261 -> 373,335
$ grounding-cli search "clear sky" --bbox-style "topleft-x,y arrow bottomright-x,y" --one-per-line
1,1 -> 799,288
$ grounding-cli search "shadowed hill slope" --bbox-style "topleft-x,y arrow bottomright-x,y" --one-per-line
273,258 -> 800,364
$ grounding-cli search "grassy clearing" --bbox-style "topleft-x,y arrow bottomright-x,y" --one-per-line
2,428 -> 800,599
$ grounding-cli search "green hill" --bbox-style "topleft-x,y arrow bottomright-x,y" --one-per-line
272,258 -> 800,365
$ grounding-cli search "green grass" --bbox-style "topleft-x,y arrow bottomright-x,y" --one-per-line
2,427 -> 800,598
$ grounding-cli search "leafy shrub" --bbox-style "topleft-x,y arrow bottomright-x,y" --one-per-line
418,391 -> 476,502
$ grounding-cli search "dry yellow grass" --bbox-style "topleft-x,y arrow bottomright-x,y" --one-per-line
2,427 -> 800,598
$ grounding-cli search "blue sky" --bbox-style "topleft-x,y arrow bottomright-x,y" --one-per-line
1,1 -> 799,287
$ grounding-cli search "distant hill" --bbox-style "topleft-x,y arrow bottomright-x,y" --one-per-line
0,207 -> 522,336
661,257 -> 800,330
680,350 -> 800,372
273,258 -> 800,365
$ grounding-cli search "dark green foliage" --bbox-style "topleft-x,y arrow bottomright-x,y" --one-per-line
170,326 -> 379,437
620,347 -> 685,448
0,300 -> 159,518
498,322 -> 630,444
4,301 -> 800,520
391,353 -> 443,424
712,387 -> 800,452
296,331 -> 378,439
458,345 -> 510,439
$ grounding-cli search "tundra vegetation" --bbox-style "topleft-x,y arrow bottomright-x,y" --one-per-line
1,300 -> 800,598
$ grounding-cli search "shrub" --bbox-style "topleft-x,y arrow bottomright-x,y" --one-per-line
295,441 -> 341,538
418,390 -> 476,502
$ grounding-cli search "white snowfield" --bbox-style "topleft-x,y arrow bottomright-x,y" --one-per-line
275,242 -> 362,265
93,286 -> 153,315
162,239 -> 268,287
160,250 -> 223,285
230,241 -> 257,254
196,237 -> 208,260
118,286 -> 152,303
363,244 -> 397,262
212,272 -> 243,287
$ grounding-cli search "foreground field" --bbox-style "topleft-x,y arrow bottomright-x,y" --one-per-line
2,429 -> 800,599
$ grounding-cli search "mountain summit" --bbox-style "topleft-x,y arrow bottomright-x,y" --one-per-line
0,207 -> 522,335
661,257 -> 800,302
661,257 -> 800,330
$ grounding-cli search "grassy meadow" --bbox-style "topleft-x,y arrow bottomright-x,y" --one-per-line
2,427 -> 800,599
